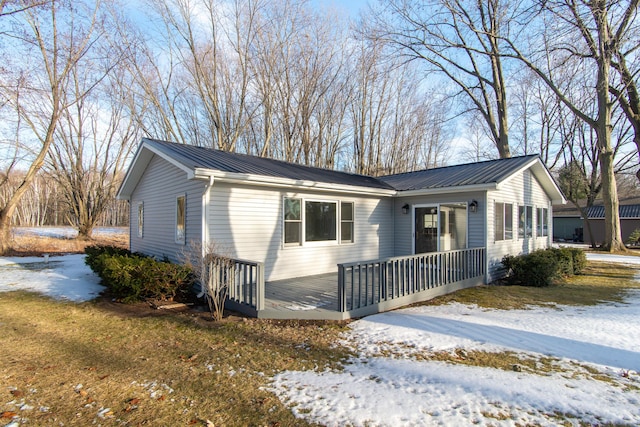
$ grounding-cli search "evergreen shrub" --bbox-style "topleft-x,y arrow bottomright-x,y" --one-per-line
84,245 -> 193,302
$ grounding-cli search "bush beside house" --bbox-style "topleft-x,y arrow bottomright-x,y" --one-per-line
502,247 -> 586,287
85,245 -> 193,302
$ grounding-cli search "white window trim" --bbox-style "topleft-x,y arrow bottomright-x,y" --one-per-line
175,194 -> 186,245
283,196 -> 355,248
494,202 -> 513,242
340,200 -> 355,245
283,197 -> 302,246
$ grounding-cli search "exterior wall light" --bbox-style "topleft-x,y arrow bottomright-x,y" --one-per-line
402,204 -> 410,215
469,200 -> 478,213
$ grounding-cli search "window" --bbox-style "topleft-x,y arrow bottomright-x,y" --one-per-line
341,201 -> 354,243
536,207 -> 543,237
518,205 -> 533,239
284,198 -> 302,245
305,201 -> 337,242
176,195 -> 186,244
537,207 -> 549,237
494,202 -> 504,241
137,202 -> 144,238
505,203 -> 513,239
494,202 -> 513,241
283,197 -> 353,245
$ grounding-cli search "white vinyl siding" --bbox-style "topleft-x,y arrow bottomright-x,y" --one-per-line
393,191 -> 486,257
129,155 -> 203,261
208,182 -> 393,281
486,170 -> 552,282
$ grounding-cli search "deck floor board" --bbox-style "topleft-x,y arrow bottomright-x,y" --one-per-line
261,273 -> 340,318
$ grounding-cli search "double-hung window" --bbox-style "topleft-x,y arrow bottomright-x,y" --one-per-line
537,207 -> 549,237
284,198 -> 302,244
518,205 -> 533,239
341,201 -> 354,243
494,202 -> 513,241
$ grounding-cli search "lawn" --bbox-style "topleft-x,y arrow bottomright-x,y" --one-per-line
0,292 -> 350,426
1,231 -> 640,426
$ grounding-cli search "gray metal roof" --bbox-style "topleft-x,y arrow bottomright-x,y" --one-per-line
379,155 -> 540,191
141,139 -> 554,195
144,138 -> 395,190
588,204 -> 640,219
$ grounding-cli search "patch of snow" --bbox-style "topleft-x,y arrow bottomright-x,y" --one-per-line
12,226 -> 127,239
0,254 -> 104,301
268,252 -> 640,426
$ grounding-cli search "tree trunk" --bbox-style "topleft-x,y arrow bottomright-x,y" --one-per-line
594,1 -> 626,252
0,209 -> 14,254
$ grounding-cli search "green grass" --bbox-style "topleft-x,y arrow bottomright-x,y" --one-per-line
0,292 -> 350,426
2,260 -> 639,425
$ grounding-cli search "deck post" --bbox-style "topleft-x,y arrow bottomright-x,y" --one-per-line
337,264 -> 346,312
256,261 -> 265,311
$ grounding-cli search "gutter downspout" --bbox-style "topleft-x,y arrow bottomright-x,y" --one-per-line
197,175 -> 214,298
202,175 -> 215,258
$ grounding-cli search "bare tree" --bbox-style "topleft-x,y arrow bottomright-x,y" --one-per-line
501,0 -> 638,251
0,0 -> 108,254
610,30 -> 640,182
46,51 -> 138,239
367,0 -> 514,158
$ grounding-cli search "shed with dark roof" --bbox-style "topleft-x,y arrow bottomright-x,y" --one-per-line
584,203 -> 640,246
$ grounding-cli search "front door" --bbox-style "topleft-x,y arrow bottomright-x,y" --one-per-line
415,207 -> 439,253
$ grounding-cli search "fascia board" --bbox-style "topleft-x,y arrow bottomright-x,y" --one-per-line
193,168 -> 396,197
117,142 -> 196,200
397,183 -> 497,198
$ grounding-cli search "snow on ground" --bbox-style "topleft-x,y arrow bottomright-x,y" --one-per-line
2,250 -> 640,425
0,254 -> 104,301
268,252 -> 640,426
12,226 -> 127,239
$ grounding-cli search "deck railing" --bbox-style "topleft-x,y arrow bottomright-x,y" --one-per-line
207,256 -> 264,311
337,247 -> 485,312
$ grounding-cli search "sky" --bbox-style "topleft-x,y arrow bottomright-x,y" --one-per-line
1,248 -> 639,426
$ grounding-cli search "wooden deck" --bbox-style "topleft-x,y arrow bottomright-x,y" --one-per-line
259,273 -> 344,320
224,248 -> 487,321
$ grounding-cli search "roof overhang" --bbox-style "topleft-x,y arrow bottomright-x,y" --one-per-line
397,183 -> 497,198
193,168 -> 397,197
118,140 -> 397,200
117,141 -> 196,200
